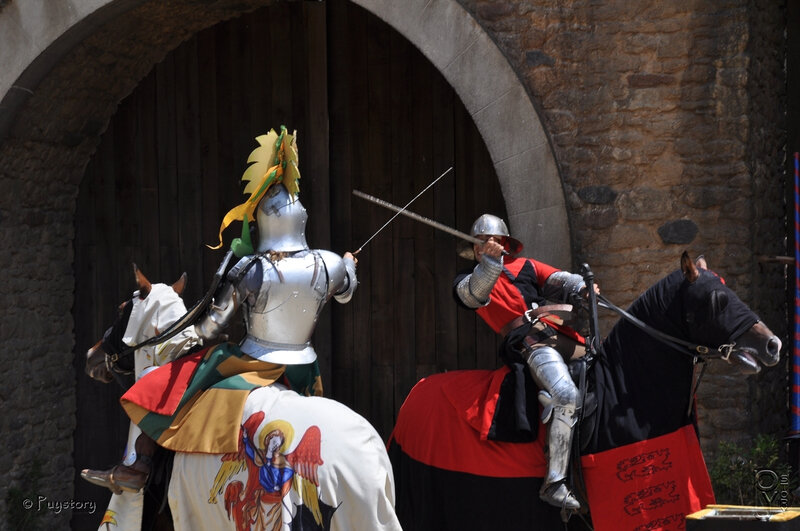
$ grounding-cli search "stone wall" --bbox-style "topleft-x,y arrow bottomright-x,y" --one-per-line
741,1 -> 789,440
459,0 -> 788,451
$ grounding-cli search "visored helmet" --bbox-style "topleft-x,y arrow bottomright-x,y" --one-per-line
470,214 -> 523,255
256,184 -> 309,253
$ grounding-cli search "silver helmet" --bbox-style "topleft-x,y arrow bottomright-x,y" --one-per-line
471,214 -> 509,239
256,184 -> 309,253
469,214 -> 523,255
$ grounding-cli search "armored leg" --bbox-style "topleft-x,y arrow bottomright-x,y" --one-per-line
81,433 -> 155,494
526,346 -> 580,510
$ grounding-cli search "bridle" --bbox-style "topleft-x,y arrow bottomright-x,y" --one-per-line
100,249 -> 234,370
595,293 -> 745,419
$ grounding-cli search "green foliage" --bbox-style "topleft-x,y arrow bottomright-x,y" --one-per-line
5,458 -> 45,531
709,435 -> 797,507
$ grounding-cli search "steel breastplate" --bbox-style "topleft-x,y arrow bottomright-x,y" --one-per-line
240,252 -> 329,363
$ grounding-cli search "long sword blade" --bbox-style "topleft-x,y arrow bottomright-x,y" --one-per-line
353,189 -> 483,245
353,166 -> 453,254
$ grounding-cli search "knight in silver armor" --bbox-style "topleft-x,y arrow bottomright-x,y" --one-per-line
195,183 -> 357,365
81,129 -> 358,496
454,214 -> 596,511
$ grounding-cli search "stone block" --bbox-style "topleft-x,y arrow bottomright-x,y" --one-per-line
508,205 -> 572,269
657,219 -> 699,244
577,185 -> 617,205
496,142 -> 564,216
618,187 -> 672,221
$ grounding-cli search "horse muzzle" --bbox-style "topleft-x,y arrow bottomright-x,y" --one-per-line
729,321 -> 781,372
763,335 -> 782,366
86,342 -> 114,383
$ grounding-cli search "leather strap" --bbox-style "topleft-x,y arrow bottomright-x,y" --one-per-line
522,326 -> 558,349
500,304 -> 574,337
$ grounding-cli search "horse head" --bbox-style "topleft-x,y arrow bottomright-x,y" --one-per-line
587,251 -> 783,453
85,264 -> 189,383
678,252 -> 781,373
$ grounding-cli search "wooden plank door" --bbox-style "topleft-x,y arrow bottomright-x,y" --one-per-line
325,0 -> 507,436
72,2 -> 506,528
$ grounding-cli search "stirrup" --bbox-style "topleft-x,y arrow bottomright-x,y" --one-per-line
539,480 -> 581,511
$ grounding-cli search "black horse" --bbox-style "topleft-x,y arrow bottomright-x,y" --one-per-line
388,253 -> 781,531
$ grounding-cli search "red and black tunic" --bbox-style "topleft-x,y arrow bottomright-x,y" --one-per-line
455,255 -> 585,344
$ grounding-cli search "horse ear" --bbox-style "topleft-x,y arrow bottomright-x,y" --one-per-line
172,272 -> 187,296
695,255 -> 708,270
680,252 -> 700,283
133,263 -> 152,299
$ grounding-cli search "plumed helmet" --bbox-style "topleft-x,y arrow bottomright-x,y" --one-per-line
469,214 -> 523,255
256,184 -> 309,253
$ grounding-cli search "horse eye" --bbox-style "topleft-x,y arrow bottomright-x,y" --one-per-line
710,290 -> 729,315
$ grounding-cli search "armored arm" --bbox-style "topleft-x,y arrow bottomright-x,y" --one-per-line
454,254 -> 503,308
194,256 -> 260,343
541,270 -> 587,305
336,256 -> 358,303
316,250 -> 358,303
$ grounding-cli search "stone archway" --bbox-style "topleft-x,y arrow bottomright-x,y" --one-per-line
0,0 -> 568,524
353,0 -> 569,266
0,0 -> 569,266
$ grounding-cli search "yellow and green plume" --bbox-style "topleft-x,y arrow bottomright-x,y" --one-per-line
210,126 -> 301,252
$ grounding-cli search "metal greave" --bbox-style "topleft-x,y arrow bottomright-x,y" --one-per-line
526,346 -> 578,486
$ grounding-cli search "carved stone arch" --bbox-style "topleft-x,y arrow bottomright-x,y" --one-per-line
0,0 -> 570,266
352,0 -> 570,267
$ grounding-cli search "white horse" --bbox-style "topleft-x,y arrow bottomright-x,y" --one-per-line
85,267 -> 401,531
85,266 -> 198,530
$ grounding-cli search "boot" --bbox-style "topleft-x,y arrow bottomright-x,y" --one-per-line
81,433 -> 155,494
539,404 -> 581,510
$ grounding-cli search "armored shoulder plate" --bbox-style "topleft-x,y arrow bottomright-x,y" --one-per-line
195,256 -> 260,343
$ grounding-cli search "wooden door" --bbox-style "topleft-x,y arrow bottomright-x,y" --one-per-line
72,2 -> 506,527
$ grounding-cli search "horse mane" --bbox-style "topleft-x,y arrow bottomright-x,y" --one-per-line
601,268 -> 687,364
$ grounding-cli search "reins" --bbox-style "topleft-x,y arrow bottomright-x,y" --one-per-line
596,294 -> 737,361
595,293 -> 738,418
